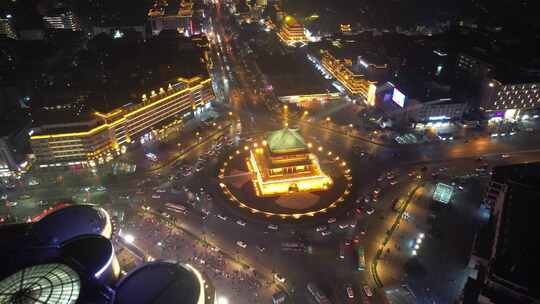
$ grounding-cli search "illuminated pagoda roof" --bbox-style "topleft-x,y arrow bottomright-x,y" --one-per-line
266,128 -> 308,154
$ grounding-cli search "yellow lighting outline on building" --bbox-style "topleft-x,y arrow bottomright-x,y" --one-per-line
218,142 -> 352,219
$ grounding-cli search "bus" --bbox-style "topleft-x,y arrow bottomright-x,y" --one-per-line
281,242 -> 306,253
356,247 -> 366,271
307,283 -> 331,304
165,203 -> 187,215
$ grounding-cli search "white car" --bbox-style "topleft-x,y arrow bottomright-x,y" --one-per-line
267,224 -> 279,230
316,225 -> 327,232
217,214 -> 228,221
338,223 -> 349,229
390,180 -> 399,186
156,189 -> 166,193
321,230 -> 332,236
5,201 -> 18,207
363,285 -> 373,297
236,241 -> 247,248
327,217 -> 337,224
274,273 -> 285,283
151,195 -> 161,199
501,154 -> 511,158
236,219 -> 247,226
346,286 -> 355,298
365,207 -> 375,215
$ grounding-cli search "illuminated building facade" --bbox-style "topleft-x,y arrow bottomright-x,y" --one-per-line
320,49 -> 379,101
0,18 -> 17,39
276,16 -> 308,47
31,76 -> 214,167
43,10 -> 82,31
178,0 -> 194,36
248,128 -> 332,196
481,80 -> 540,112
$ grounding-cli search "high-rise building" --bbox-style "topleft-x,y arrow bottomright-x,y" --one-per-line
320,49 -> 384,100
463,163 -> 540,304
30,76 -> 214,167
43,9 -> 82,31
0,111 -> 31,177
480,79 -> 540,113
276,16 -> 308,47
0,18 -> 17,39
178,0 -> 194,36
0,204 -> 215,304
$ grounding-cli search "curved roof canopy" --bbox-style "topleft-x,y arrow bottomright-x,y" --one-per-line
0,263 -> 80,304
115,261 -> 200,304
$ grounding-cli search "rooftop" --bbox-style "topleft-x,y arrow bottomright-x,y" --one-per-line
258,52 -> 337,97
489,163 -> 540,299
115,261 -> 200,304
266,128 -> 308,154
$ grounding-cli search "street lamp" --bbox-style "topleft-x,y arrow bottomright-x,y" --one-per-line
124,234 -> 135,244
217,297 -> 229,304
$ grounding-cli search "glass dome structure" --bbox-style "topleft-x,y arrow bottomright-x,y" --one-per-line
0,263 -> 80,304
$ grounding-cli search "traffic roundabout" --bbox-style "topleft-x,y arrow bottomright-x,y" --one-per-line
217,129 -> 353,220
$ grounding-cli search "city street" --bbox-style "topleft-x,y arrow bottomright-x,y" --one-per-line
3,2 -> 540,304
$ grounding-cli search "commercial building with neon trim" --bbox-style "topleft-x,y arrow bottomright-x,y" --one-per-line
31,76 -> 214,167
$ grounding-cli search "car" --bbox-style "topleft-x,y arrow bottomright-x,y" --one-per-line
365,207 -> 375,215
371,196 -> 378,203
236,241 -> 247,248
321,230 -> 332,236
316,225 -> 327,232
256,245 -> 266,252
274,273 -> 285,283
151,195 -> 161,199
338,223 -> 349,229
38,200 -> 48,206
373,188 -> 381,195
327,217 -> 337,224
346,285 -> 355,298
267,224 -> 279,230
501,154 -> 511,158
236,219 -> 247,226
5,201 -> 17,207
363,285 -> 373,297
390,180 -> 399,186
364,196 -> 370,203
217,214 -> 228,221
96,186 -> 106,191
355,207 -> 363,215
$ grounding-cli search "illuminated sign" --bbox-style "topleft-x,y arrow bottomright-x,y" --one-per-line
359,60 -> 368,68
367,84 -> 376,106
433,183 -> 453,204
392,88 -> 405,108
428,115 -> 449,121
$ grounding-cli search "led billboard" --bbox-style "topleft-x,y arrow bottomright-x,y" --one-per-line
392,88 -> 405,108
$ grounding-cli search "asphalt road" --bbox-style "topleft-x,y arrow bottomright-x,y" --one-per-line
3,3 -> 540,303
